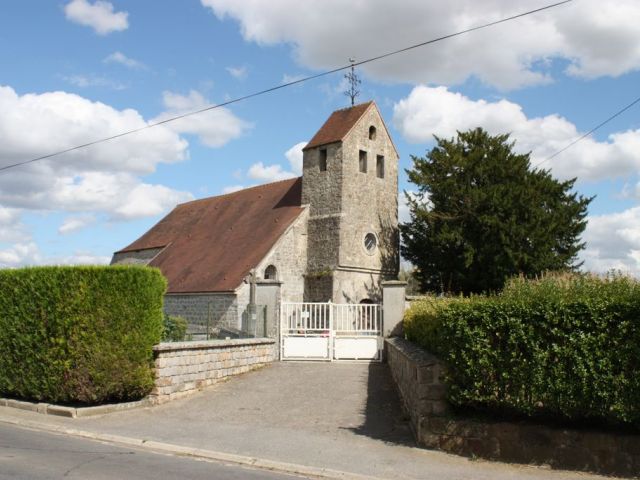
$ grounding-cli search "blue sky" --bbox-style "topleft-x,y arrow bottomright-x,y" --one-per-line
1,0 -> 640,275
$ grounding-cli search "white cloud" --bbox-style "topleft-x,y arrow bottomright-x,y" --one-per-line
580,207 -> 640,277
222,185 -> 245,194
0,207 -> 29,243
392,85 -> 640,182
0,84 -> 251,267
619,181 -> 640,201
64,0 -> 128,35
62,74 -> 127,90
247,162 -> 296,182
58,214 -> 96,235
0,85 -> 187,180
104,51 -> 146,70
245,142 -> 307,184
0,242 -> 40,267
282,73 -> 305,84
0,241 -> 110,267
202,0 -> 640,90
112,180 -> 193,220
396,187 -> 640,277
27,172 -> 191,221
226,65 -> 248,80
155,90 -> 250,148
0,84 -> 195,255
284,141 -> 306,175
52,252 -> 111,265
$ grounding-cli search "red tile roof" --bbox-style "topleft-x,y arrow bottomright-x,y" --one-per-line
303,101 -> 373,150
117,178 -> 304,293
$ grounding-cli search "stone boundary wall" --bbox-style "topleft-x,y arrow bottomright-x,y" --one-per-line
385,337 -> 640,478
152,338 -> 276,404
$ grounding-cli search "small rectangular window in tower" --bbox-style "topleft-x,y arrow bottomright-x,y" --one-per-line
319,149 -> 327,171
376,155 -> 384,178
359,150 -> 367,173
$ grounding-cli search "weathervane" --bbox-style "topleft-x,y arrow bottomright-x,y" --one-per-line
344,58 -> 361,106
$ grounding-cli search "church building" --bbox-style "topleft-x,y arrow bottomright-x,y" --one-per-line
111,101 -> 399,333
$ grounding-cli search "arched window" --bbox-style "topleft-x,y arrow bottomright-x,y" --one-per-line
368,125 -> 377,140
264,265 -> 278,280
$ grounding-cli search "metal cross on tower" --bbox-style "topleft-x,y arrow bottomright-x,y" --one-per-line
344,58 -> 361,106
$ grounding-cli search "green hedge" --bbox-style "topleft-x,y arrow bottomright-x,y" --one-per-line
405,274 -> 640,428
0,266 -> 166,405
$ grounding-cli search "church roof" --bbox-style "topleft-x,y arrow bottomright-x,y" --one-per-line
116,178 -> 304,293
303,101 -> 374,150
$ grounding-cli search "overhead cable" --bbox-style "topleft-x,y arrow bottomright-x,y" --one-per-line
0,0 -> 573,173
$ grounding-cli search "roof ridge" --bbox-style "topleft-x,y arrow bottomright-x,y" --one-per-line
303,101 -> 376,151
331,100 -> 374,113
179,176 -> 302,206
117,175 -> 304,293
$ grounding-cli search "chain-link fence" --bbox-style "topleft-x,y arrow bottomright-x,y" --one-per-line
164,301 -> 275,342
185,305 -> 240,341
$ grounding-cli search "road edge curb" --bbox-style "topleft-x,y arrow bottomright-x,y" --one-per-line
0,414 -> 384,480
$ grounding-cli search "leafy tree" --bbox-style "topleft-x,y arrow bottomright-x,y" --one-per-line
401,128 -> 592,295
398,267 -> 422,296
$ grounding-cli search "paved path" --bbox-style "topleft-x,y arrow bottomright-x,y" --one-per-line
0,362 -> 608,480
0,423 -> 302,480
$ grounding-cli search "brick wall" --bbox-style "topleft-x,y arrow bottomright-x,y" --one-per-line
385,337 -> 640,477
151,338 -> 276,403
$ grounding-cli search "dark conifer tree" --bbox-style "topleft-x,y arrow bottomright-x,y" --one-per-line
401,128 -> 592,294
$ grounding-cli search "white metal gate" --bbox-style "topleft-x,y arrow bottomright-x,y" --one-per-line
280,302 -> 382,361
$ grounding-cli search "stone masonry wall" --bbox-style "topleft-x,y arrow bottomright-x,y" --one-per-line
303,274 -> 333,303
110,247 -> 164,265
385,337 -> 640,477
385,337 -> 449,429
333,269 -> 383,303
339,106 -> 399,276
254,208 -> 308,303
302,142 -> 343,217
305,215 -> 341,273
302,142 -> 343,276
151,338 -> 276,403
301,104 -> 399,303
164,293 -> 238,336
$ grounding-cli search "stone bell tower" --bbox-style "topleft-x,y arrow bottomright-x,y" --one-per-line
301,101 -> 399,303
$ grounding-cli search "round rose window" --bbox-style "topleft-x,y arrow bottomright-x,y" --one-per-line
364,233 -> 377,253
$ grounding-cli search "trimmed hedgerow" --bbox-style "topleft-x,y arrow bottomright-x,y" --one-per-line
0,265 -> 166,405
405,273 -> 640,429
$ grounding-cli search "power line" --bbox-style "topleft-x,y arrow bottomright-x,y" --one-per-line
0,0 -> 573,174
535,93 -> 640,169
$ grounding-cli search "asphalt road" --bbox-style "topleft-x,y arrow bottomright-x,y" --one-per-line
0,423 -> 305,480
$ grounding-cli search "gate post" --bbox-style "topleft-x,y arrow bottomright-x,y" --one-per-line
328,301 -> 334,361
255,280 -> 282,358
382,281 -> 407,338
